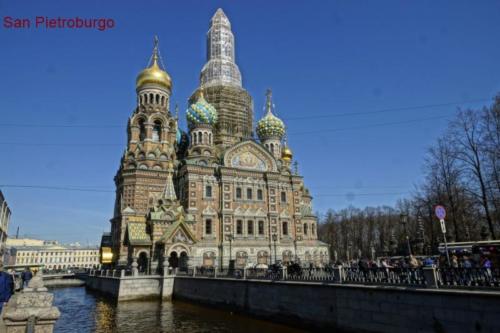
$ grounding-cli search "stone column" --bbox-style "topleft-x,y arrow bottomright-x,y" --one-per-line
3,271 -> 60,333
131,257 -> 139,277
162,258 -> 169,277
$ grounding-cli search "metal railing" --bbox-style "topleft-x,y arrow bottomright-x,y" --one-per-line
88,266 -> 500,290
343,267 -> 427,287
182,266 -> 500,290
437,267 -> 500,288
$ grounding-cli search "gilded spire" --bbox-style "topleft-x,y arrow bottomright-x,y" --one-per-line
151,35 -> 160,66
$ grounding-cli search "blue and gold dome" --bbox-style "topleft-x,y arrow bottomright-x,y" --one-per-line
256,90 -> 285,140
186,90 -> 217,129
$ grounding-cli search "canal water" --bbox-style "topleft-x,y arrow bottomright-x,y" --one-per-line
52,287 -> 309,333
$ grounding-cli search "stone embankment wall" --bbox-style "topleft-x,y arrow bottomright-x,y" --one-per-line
173,277 -> 500,333
86,275 -> 174,301
44,279 -> 85,288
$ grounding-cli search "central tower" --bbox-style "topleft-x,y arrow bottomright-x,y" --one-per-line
190,8 -> 253,148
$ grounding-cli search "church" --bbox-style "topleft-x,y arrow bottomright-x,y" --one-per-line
101,9 -> 329,272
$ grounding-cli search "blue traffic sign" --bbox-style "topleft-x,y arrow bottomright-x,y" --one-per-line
435,205 -> 446,220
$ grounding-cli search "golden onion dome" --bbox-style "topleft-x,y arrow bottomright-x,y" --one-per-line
282,146 -> 293,161
136,37 -> 172,91
256,89 -> 285,141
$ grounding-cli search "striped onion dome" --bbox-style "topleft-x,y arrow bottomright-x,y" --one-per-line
256,90 -> 285,140
186,91 -> 217,128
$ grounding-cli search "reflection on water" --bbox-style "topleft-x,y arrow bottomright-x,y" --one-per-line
52,287 -> 308,333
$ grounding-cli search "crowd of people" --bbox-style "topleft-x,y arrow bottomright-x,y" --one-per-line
0,264 -> 34,314
334,254 -> 495,270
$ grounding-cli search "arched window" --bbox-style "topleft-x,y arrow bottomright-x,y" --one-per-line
257,251 -> 268,264
282,222 -> 288,236
303,223 -> 308,236
198,132 -> 202,145
205,219 -> 212,235
270,143 -> 274,154
247,188 -> 252,200
138,119 -> 146,141
205,185 -> 212,198
152,120 -> 162,142
281,191 -> 287,203
209,133 -> 212,144
149,93 -> 154,104
236,187 -> 242,199
156,94 -> 160,104
311,223 -> 316,236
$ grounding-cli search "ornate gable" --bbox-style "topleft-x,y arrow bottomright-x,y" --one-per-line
160,218 -> 197,245
223,140 -> 278,172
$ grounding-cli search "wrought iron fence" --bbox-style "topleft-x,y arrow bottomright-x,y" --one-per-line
195,267 -> 216,278
216,268 -> 244,279
285,267 -> 337,282
89,265 -> 500,290
437,267 -> 500,288
245,268 -> 282,280
342,267 -> 426,286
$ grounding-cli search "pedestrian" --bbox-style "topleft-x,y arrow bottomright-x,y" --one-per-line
409,255 -> 419,269
0,263 -> 14,314
21,267 -> 33,288
424,257 -> 434,267
451,255 -> 459,268
462,256 -> 472,269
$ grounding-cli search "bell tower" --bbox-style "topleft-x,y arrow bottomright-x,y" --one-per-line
190,9 -> 253,147
110,37 -> 178,266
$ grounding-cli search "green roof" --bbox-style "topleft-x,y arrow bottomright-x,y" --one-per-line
127,222 -> 152,246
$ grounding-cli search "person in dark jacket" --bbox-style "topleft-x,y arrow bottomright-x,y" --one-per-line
0,263 -> 14,313
21,267 -> 33,288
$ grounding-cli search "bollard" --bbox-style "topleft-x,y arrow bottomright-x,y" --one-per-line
193,266 -> 196,277
243,268 -> 247,280
282,267 -> 287,280
423,267 -> 439,289
121,269 -> 125,278
214,268 -> 217,278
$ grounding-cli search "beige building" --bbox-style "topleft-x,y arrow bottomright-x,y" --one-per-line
5,243 -> 100,270
106,9 -> 329,272
0,191 -> 12,262
6,238 -> 46,247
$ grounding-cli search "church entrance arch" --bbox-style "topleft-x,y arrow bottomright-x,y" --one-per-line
179,251 -> 189,272
137,252 -> 148,273
166,244 -> 190,269
168,252 -> 178,268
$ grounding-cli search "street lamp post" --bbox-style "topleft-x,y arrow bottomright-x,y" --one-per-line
227,235 -> 233,268
293,239 -> 298,262
227,234 -> 233,264
272,234 -> 278,264
400,213 -> 412,256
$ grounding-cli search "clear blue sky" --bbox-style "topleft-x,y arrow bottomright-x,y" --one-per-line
1,0 -> 499,244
